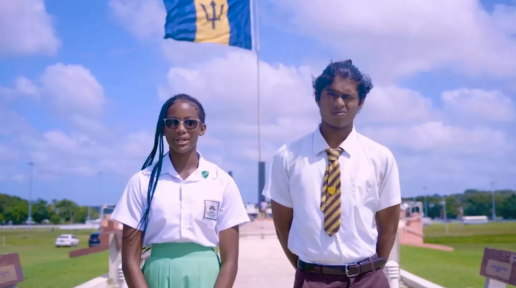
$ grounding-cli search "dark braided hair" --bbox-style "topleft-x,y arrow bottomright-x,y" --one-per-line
313,59 -> 373,103
137,93 -> 206,241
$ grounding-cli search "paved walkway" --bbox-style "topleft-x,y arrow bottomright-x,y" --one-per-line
234,236 -> 295,288
235,221 -> 294,287
235,221 -> 407,288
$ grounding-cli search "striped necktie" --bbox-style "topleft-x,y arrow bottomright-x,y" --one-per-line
321,148 -> 343,236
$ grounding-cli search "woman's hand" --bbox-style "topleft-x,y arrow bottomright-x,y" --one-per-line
121,225 -> 149,288
213,226 -> 240,288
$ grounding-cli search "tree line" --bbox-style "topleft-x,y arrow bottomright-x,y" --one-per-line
0,193 -> 99,225
403,189 -> 516,220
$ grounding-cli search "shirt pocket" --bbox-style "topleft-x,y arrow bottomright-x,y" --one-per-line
193,198 -> 220,231
352,175 -> 378,207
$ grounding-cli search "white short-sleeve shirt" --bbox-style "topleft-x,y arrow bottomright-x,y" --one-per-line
111,154 -> 250,247
262,126 -> 401,265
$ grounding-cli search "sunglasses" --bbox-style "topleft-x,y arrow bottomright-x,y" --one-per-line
163,118 -> 201,130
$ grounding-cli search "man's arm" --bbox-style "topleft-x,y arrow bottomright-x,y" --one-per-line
375,149 -> 402,259
375,204 -> 400,259
271,201 -> 298,269
262,146 -> 297,268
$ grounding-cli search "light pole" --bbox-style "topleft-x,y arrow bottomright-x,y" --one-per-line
442,195 -> 448,235
28,162 -> 34,229
98,172 -> 102,220
423,186 -> 428,217
490,181 -> 496,221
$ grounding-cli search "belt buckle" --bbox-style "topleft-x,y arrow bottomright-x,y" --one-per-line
345,265 -> 360,277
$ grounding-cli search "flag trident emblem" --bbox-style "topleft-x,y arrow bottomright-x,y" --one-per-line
201,1 -> 225,30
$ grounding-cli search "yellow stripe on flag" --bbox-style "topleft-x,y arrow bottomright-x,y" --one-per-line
194,0 -> 230,45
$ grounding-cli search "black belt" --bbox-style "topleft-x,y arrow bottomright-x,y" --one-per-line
297,257 -> 387,277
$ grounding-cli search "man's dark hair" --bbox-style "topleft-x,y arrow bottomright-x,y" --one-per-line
312,60 -> 373,103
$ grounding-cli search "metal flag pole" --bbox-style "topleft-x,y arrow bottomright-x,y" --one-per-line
490,181 -> 496,220
251,0 -> 265,203
255,0 -> 261,163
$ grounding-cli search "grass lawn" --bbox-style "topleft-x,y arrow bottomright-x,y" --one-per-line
400,222 -> 516,288
0,228 -> 108,288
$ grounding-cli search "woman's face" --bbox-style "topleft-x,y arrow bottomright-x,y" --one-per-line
163,100 -> 206,154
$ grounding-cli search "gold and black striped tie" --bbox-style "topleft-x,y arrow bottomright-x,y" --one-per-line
321,148 -> 343,236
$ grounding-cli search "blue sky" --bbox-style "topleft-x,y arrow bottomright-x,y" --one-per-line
1,0 -> 516,206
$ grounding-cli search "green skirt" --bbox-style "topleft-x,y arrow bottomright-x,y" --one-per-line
142,242 -> 221,288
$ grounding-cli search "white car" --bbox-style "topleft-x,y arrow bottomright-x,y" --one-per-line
55,234 -> 80,247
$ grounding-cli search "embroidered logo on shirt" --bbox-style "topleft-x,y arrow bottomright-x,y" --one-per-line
202,170 -> 209,178
204,200 -> 220,220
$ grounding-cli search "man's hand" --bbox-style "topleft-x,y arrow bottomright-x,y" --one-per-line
375,204 -> 400,259
271,200 -> 298,269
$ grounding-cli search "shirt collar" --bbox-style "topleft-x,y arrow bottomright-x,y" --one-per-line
160,152 -> 215,181
312,125 -> 358,157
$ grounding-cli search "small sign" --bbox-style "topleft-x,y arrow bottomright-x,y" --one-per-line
0,253 -> 23,288
0,265 -> 17,283
480,248 -> 516,286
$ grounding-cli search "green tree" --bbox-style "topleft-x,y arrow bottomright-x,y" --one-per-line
31,198 -> 55,223
499,194 -> 516,219
74,206 -> 99,223
55,199 -> 79,223
4,203 -> 28,224
50,213 -> 61,224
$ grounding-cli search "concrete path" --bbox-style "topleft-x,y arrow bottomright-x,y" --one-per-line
235,221 -> 408,288
234,221 -> 294,287
234,236 -> 295,288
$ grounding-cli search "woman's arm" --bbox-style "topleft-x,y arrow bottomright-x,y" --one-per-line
213,226 -> 239,288
121,225 -> 149,288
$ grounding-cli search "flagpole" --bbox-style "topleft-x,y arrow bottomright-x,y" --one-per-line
252,0 -> 261,162
251,0 -> 265,203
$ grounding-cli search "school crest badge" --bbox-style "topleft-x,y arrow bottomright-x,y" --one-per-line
204,200 -> 220,220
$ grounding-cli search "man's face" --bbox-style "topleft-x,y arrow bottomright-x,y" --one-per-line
317,77 -> 363,129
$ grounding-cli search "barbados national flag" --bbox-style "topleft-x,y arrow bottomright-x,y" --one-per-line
163,0 -> 253,50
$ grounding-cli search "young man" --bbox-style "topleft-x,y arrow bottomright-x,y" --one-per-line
263,60 -> 401,287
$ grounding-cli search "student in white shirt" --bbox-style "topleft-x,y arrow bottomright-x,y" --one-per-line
111,94 -> 250,288
263,60 -> 401,288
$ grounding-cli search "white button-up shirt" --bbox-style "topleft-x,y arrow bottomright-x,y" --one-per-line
111,154 -> 250,247
262,127 -> 401,265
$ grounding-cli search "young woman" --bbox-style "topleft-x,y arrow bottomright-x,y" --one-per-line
110,94 -> 250,288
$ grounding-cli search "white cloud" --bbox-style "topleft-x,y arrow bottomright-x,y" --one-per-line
108,0 -> 165,40
0,77 -> 39,102
493,2 -> 516,35
441,89 -> 515,122
272,0 -> 516,82
0,0 -> 60,56
361,86 -> 434,123
14,77 -> 39,97
2,0 -> 514,198
161,51 -> 317,123
40,63 -> 105,117
361,122 -> 511,155
159,50 -> 516,176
